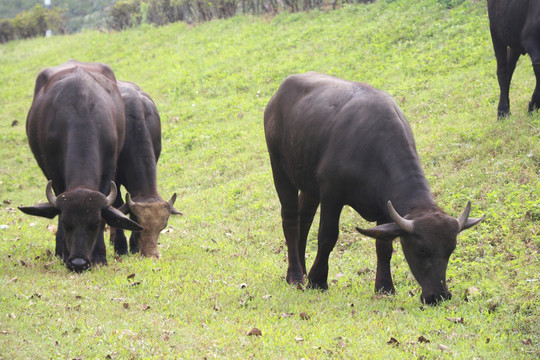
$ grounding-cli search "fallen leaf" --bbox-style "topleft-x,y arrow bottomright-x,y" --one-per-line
281,312 -> 294,318
46,224 -> 57,234
127,273 -> 135,279
111,297 -> 127,302
357,267 -> 371,275
141,304 -> 150,311
522,339 -> 532,346
123,303 -> 129,309
487,298 -> 499,313
299,312 -> 310,320
247,327 -> 262,336
438,344 -> 451,353
418,335 -> 430,343
129,281 -> 141,287
295,337 -> 304,342
445,317 -> 464,324
44,261 -> 57,269
8,277 -> 17,283
239,283 -> 247,289
387,337 -> 399,346
464,286 -> 481,301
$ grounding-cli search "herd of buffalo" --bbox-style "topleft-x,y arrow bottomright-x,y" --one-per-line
17,0 -> 539,304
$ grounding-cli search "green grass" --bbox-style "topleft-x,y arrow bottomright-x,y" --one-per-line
1,0 -> 539,358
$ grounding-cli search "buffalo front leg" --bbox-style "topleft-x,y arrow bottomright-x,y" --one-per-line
55,217 -> 64,258
307,200 -> 342,290
375,239 -> 395,294
110,227 -> 128,255
110,189 -> 128,255
91,221 -> 108,265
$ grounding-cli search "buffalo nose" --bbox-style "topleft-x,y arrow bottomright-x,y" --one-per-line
67,257 -> 90,272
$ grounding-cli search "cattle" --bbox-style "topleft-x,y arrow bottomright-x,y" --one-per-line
264,72 -> 485,304
18,60 -> 143,272
487,0 -> 540,119
110,80 -> 181,259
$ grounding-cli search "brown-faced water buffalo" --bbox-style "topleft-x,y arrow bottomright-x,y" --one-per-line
18,60 -> 143,272
110,80 -> 181,259
487,0 -> 540,119
264,72 -> 485,304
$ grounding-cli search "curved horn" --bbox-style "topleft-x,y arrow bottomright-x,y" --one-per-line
387,201 -> 414,233
105,181 -> 117,207
126,192 -> 135,209
457,201 -> 472,231
45,180 -> 57,208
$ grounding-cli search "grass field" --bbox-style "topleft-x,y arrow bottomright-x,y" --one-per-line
0,0 -> 539,358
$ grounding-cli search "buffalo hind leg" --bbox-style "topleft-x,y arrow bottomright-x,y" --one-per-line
523,28 -> 540,113
491,27 -> 521,119
298,192 -> 319,275
307,199 -> 342,290
529,63 -> 540,113
375,239 -> 395,294
269,156 -> 303,284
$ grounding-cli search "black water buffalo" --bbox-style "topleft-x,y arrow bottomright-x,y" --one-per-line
487,0 -> 540,119
110,80 -> 181,259
19,60 -> 143,272
264,72 -> 485,304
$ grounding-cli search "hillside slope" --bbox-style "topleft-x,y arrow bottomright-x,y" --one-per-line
0,0 -> 538,358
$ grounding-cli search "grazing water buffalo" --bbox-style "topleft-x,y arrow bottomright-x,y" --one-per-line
264,72 -> 484,304
110,80 -> 181,259
18,60 -> 143,272
487,0 -> 540,119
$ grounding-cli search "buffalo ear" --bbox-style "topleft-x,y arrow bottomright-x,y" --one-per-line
356,223 -> 403,241
18,203 -> 60,219
102,206 -> 143,231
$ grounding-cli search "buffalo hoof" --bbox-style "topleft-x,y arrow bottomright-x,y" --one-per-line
528,100 -> 540,114
92,254 -> 108,266
66,257 -> 91,272
306,279 -> 328,291
286,271 -> 305,286
421,292 -> 452,305
374,284 -> 396,295
497,106 -> 510,120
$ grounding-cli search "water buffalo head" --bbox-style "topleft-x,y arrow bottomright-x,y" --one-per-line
121,192 -> 181,259
357,201 -> 484,305
19,181 -> 143,271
